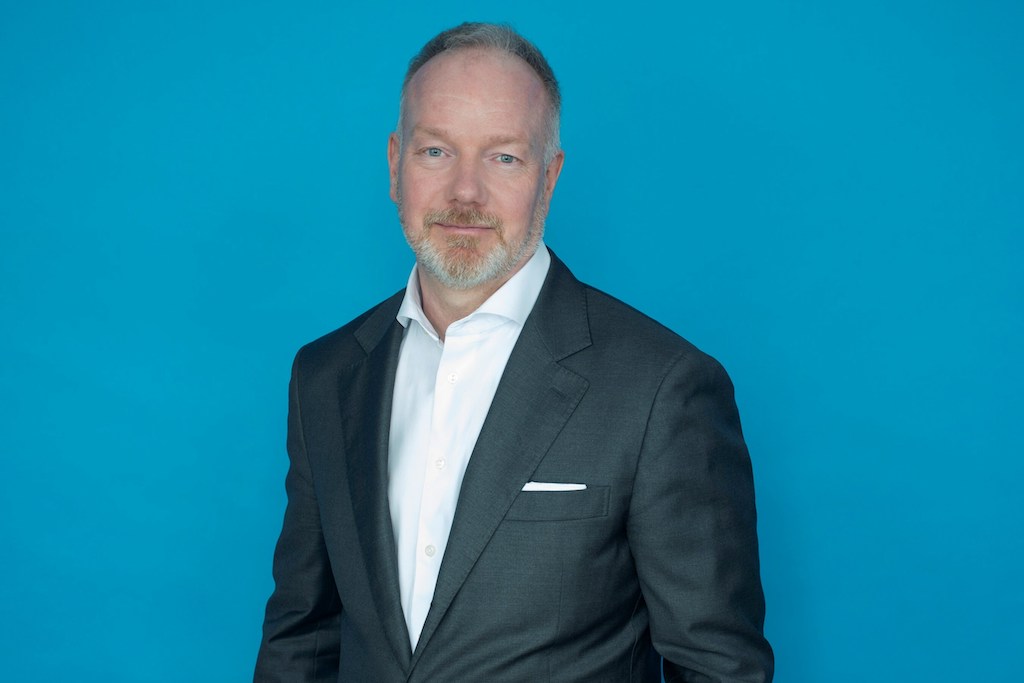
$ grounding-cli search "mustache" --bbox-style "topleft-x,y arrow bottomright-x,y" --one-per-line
424,207 -> 502,230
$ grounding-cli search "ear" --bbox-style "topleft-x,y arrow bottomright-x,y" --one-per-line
543,150 -> 565,197
387,132 -> 401,203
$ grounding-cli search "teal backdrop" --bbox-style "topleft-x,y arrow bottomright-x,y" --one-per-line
2,1 -> 1021,681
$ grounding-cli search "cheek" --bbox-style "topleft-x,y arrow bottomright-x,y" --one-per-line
502,179 -> 545,213
398,168 -> 442,208
521,184 -> 550,221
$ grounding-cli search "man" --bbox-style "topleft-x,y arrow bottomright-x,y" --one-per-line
256,22 -> 773,682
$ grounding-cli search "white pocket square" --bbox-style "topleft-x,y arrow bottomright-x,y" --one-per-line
521,482 -> 587,492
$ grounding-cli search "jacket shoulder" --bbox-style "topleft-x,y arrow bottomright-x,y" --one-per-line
579,283 -> 719,371
293,289 -> 404,374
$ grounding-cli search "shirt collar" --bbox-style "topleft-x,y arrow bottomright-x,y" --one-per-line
396,241 -> 550,337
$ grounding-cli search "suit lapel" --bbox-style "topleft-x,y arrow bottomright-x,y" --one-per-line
411,253 -> 592,664
337,293 -> 414,670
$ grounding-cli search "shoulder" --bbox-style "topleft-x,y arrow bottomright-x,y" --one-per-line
579,281 -> 726,380
537,252 -> 730,388
293,289 -> 405,375
582,284 -> 692,351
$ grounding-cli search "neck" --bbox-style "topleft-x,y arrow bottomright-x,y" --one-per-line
417,272 -> 507,341
414,243 -> 542,340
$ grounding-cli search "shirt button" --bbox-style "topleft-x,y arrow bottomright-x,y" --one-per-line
447,372 -> 457,384
435,458 -> 446,470
425,544 -> 436,557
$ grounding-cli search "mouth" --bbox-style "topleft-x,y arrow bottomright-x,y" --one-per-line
435,222 -> 493,231
424,207 -> 502,234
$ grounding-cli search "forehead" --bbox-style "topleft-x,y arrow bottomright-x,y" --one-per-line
403,48 -> 548,137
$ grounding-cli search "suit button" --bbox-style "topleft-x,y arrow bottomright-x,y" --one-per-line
425,545 -> 436,557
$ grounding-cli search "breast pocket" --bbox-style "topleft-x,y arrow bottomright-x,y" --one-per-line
505,485 -> 610,521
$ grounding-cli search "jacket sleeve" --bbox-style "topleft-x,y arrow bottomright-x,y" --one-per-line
255,354 -> 341,682
627,350 -> 774,682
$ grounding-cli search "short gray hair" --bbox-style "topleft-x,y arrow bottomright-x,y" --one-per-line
396,22 -> 561,164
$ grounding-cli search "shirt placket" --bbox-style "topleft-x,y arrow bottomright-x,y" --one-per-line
408,334 -> 465,641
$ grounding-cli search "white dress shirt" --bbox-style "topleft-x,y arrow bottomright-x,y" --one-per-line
388,243 -> 551,649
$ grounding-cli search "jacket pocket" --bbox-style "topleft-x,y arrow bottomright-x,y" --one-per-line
505,485 -> 609,521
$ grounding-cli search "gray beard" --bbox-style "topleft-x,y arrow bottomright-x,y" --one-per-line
412,230 -> 532,290
400,205 -> 542,291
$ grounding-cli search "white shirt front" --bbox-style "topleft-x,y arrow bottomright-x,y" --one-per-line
387,243 -> 551,649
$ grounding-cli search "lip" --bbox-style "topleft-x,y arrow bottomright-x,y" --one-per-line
435,222 -> 493,231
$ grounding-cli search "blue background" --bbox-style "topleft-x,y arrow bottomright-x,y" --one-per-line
2,1 -> 1021,680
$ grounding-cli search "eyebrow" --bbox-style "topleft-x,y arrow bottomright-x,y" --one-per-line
413,126 -> 529,147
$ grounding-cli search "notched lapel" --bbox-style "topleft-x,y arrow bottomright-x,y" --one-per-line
338,298 -> 414,669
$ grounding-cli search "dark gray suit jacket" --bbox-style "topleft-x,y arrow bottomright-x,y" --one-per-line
255,252 -> 773,682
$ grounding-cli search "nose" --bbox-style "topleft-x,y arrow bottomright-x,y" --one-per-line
448,156 -> 488,206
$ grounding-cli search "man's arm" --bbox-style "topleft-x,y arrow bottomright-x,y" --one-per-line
255,356 -> 341,682
627,350 -> 774,683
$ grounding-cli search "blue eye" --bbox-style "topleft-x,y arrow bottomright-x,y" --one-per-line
497,154 -> 516,164
426,147 -> 443,157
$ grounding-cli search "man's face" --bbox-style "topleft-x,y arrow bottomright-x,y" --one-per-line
388,48 -> 564,292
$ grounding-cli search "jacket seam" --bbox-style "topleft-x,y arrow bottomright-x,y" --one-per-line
627,348 -> 690,518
